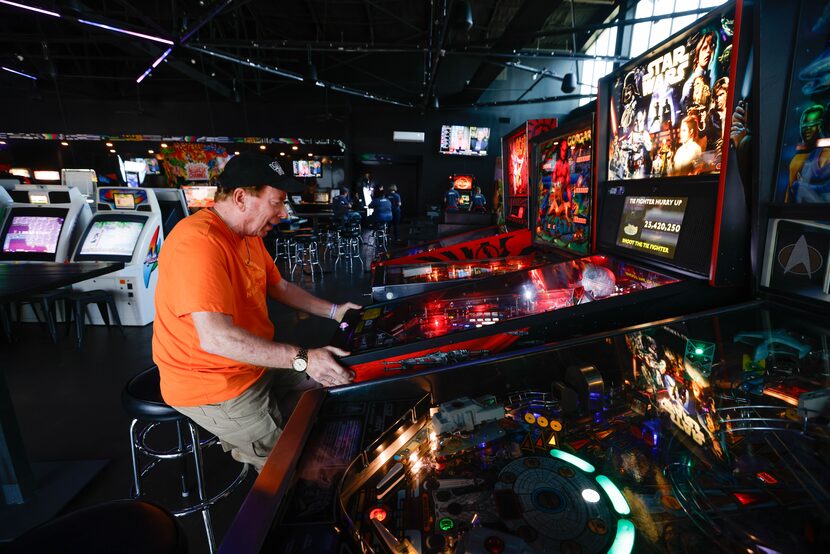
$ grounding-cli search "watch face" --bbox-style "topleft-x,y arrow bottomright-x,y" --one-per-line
293,358 -> 308,372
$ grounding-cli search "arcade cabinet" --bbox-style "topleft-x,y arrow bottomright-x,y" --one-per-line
181,184 -> 217,212
451,174 -> 473,207
0,186 -> 12,230
61,169 -> 97,207
152,188 -> 189,238
70,187 -> 163,326
0,184 -> 92,263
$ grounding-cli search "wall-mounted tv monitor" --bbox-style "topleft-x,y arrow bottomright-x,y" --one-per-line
182,185 -> 217,208
75,214 -> 145,261
606,6 -> 734,181
533,122 -> 593,255
0,207 -> 67,260
439,125 -> 490,156
293,160 -> 322,178
313,191 -> 331,203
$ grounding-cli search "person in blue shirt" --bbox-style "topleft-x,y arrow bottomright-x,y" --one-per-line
444,182 -> 460,212
387,184 -> 402,242
469,186 -> 487,213
332,187 -> 361,226
368,190 -> 393,224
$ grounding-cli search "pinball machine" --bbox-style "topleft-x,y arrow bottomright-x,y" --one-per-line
219,3 -> 830,552
344,0 -> 752,383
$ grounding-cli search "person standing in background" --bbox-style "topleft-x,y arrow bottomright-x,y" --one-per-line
444,181 -> 460,212
387,184 -> 402,243
470,186 -> 487,213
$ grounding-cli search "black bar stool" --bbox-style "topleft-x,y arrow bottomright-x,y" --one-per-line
334,224 -> 364,272
5,499 -> 187,554
65,289 -> 124,347
16,288 -> 70,344
289,233 -> 324,281
122,366 -> 249,554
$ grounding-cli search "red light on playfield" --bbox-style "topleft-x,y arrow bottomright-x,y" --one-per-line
756,472 -> 778,485
369,507 -> 387,521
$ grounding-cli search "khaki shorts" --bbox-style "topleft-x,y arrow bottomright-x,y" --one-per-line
172,369 -> 320,472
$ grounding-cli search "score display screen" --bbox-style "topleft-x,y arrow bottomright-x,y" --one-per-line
2,215 -> 65,254
616,196 -> 687,259
113,192 -> 136,209
183,185 -> 217,208
79,219 -> 144,257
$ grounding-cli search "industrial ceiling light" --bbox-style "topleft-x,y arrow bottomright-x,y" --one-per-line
0,0 -> 60,18
561,73 -> 576,94
1,66 -> 37,80
451,0 -> 473,32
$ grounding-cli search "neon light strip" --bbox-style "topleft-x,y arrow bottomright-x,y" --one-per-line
608,519 -> 635,554
136,48 -> 173,83
1,66 -> 37,80
549,449 -> 595,473
78,19 -> 174,45
0,0 -> 60,17
596,475 -> 630,515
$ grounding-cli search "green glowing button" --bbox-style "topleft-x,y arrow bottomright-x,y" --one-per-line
695,347 -> 704,355
608,519 -> 635,554
549,449 -> 596,473
596,475 -> 630,515
438,517 -> 454,532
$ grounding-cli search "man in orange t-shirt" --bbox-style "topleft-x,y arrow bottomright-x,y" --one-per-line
152,153 -> 359,471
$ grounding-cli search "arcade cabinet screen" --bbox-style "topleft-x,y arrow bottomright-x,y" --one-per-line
774,1 -> 830,203
113,192 -> 136,209
439,125 -> 490,156
452,175 -> 473,190
534,126 -> 592,255
293,160 -> 322,178
313,191 -> 331,203
182,185 -> 217,208
33,170 -> 60,182
79,219 -> 144,257
2,215 -> 65,254
505,126 -> 529,225
607,7 -> 735,180
29,193 -> 49,205
10,168 -> 31,179
615,196 -> 688,259
125,171 -> 140,188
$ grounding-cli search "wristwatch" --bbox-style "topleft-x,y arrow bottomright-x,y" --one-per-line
292,347 -> 309,372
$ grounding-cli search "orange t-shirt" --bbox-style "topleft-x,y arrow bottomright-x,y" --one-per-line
152,209 -> 282,406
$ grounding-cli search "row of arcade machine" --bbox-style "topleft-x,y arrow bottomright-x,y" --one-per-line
0,183 -> 189,325
220,2 -> 830,552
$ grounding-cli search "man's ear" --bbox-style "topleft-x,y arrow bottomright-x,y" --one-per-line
233,187 -> 248,210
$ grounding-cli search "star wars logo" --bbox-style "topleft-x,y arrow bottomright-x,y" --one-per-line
567,130 -> 592,148
658,395 -> 705,446
642,45 -> 690,97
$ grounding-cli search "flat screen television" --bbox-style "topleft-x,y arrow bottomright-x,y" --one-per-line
313,191 -> 331,203
75,214 -> 146,261
533,121 -> 593,255
182,185 -> 217,208
606,6 -> 735,180
0,207 -> 67,261
293,160 -> 322,178
439,125 -> 490,156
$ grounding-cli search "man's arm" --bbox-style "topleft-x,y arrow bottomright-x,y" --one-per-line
268,279 -> 360,322
191,312 -> 353,386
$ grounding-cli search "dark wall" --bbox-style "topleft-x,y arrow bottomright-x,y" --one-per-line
0,94 -> 568,218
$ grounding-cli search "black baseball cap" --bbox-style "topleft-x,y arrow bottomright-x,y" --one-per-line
217,153 -> 305,192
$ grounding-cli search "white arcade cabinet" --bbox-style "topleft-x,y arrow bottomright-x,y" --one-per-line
71,186 -> 163,326
0,184 -> 92,262
152,188 -> 189,238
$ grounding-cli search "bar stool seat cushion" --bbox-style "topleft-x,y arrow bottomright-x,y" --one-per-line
122,367 -> 183,422
6,499 -> 187,554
